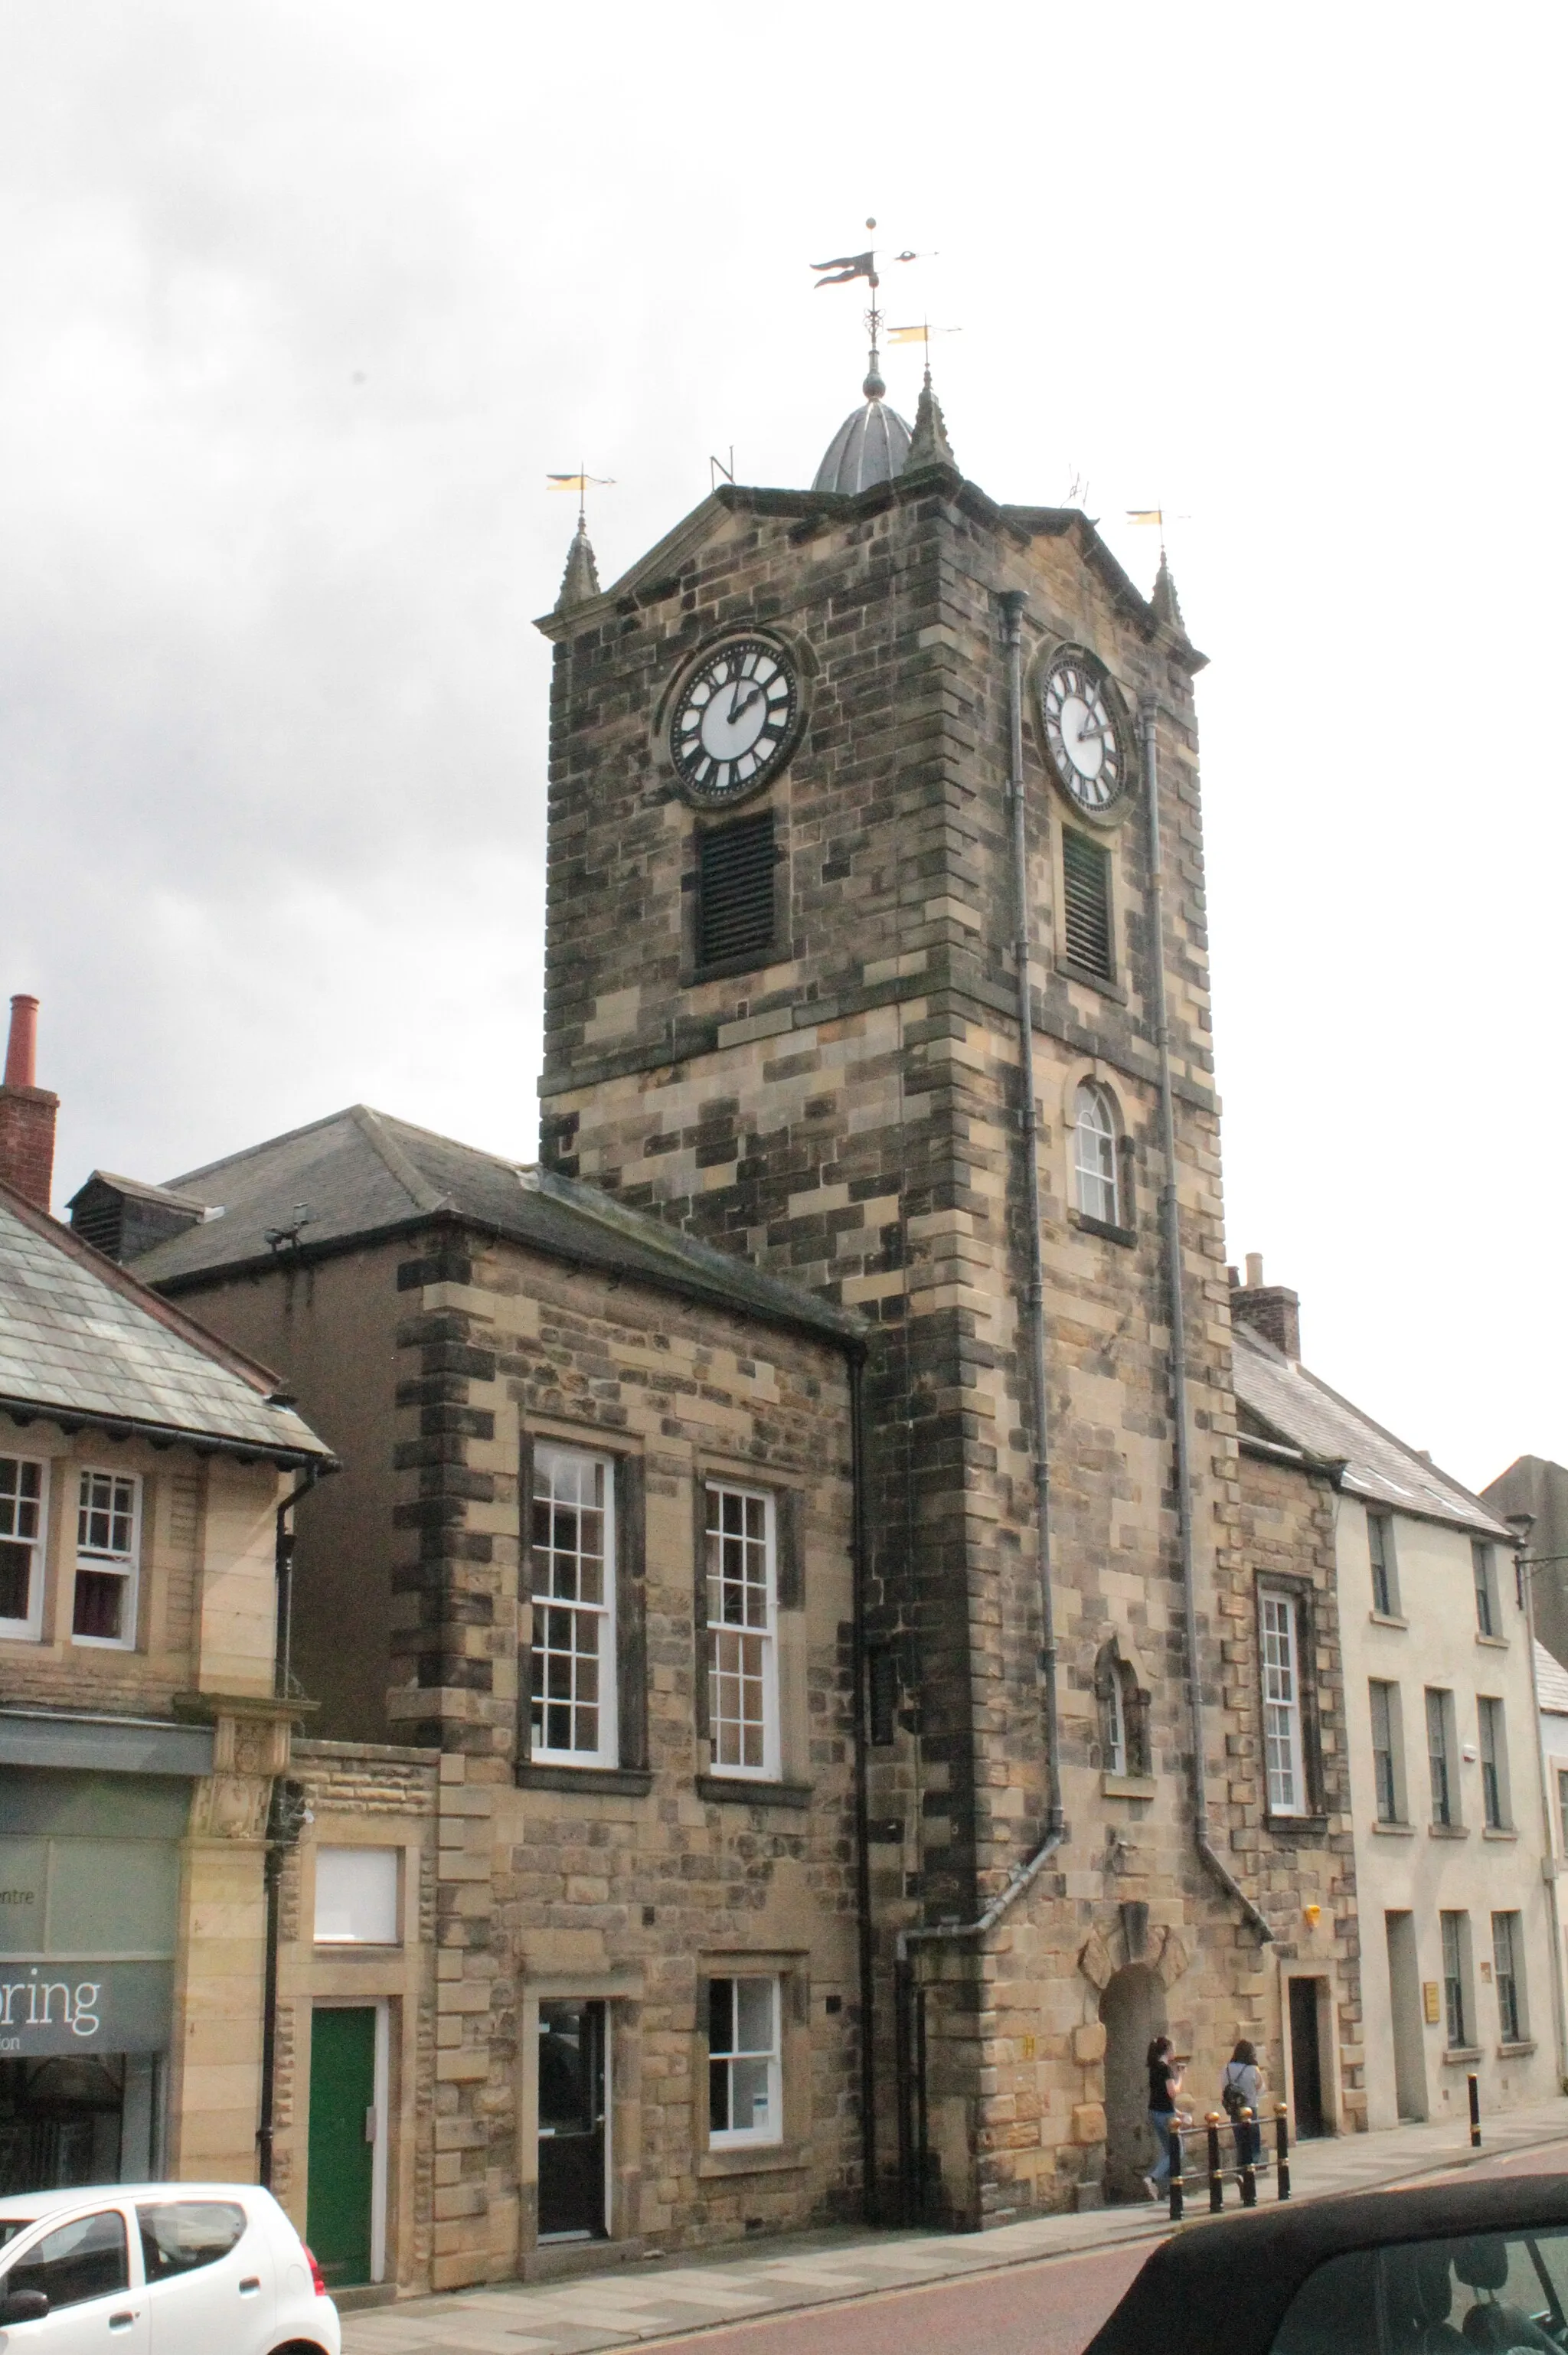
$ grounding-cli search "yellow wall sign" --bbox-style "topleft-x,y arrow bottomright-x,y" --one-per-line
1423,1981 -> 1442,2024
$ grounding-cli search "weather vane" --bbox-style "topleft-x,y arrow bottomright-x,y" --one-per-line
547,465 -> 616,533
810,219 -> 923,395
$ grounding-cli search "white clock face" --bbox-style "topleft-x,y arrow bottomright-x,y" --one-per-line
1040,657 -> 1124,813
671,639 -> 799,802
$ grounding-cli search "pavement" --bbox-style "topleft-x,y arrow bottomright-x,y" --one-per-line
341,2094 -> 1568,2355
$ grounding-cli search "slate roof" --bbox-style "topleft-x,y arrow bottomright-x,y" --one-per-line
1231,1319 -> 1511,1540
0,1181 -> 334,1466
1537,1640 -> 1568,1716
127,1106 -> 867,1349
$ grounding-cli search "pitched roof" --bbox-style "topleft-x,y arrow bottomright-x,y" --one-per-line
126,1106 -> 867,1349
0,1181 -> 334,1467
1537,1640 -> 1568,1716
1231,1319 -> 1510,1540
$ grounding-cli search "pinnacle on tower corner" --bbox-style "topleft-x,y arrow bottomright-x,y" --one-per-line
1150,548 -> 1186,635
554,520 -> 601,612
903,366 -> 956,473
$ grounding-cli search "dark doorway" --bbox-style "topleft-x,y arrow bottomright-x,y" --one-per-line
1289,1978 -> 1326,2138
537,2000 -> 607,2239
1098,1965 -> 1166,2203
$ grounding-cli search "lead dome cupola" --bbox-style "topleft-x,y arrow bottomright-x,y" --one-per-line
812,360 -> 912,495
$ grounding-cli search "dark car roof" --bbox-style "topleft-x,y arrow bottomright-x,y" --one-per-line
1083,2174 -> 1568,2355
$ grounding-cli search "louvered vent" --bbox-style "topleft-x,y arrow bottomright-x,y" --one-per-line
697,812 -> 776,969
69,1193 -> 125,1258
1061,829 -> 1114,979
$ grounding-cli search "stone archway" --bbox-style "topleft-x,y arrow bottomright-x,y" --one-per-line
1099,1964 -> 1168,2203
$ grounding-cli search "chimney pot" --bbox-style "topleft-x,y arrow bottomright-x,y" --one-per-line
1244,1250 -> 1264,1289
4,996 -> 38,1090
0,994 -> 59,1213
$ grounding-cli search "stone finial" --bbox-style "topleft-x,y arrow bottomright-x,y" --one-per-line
905,367 -> 956,472
1150,550 -> 1186,635
555,522 -> 601,613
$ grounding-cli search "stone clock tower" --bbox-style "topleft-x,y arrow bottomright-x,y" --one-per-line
535,364 -> 1276,2224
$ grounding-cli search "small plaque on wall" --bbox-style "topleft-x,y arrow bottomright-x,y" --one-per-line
1423,1981 -> 1442,2024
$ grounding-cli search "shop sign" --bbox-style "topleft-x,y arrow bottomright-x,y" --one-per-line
0,1960 -> 172,2056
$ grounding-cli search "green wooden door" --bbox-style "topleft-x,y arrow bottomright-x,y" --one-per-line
307,2006 -> 377,2288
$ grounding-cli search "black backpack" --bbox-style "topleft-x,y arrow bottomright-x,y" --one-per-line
1221,2067 -> 1250,2121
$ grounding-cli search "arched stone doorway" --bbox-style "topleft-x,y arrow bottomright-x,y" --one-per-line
1099,1964 -> 1168,2203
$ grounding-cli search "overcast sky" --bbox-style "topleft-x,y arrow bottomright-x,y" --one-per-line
3,1 -> 1562,1491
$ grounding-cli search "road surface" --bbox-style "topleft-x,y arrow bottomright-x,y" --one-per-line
635,2138 -> 1568,2355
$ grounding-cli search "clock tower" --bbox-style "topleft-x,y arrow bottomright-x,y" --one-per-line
535,364 -> 1272,2224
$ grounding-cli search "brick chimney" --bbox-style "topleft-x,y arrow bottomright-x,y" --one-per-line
0,996 -> 60,1212
1228,1250 -> 1301,1361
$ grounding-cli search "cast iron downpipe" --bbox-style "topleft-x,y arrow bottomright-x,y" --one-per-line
848,1348 -> 880,2220
257,1462 -> 324,2189
1140,700 -> 1272,1947
893,589 -> 1068,2222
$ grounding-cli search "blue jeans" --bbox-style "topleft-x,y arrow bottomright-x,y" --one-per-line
1233,2114 -> 1260,2167
1148,2108 -> 1176,2187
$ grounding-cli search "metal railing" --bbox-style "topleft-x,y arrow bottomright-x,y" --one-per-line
1168,2103 -> 1290,2221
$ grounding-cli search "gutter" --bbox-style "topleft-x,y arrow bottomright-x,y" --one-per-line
891,590 -> 1070,2220
1140,701 -> 1271,1947
0,1393 -> 330,1473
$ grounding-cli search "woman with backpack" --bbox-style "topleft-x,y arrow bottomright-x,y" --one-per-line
1221,2038 -> 1264,2170
1142,2036 -> 1184,2200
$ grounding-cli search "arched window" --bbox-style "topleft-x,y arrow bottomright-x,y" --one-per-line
1095,1640 -> 1148,1779
1073,1082 -> 1119,1226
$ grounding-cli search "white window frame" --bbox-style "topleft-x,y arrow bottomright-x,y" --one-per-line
704,1481 -> 779,1782
72,1468 -> 141,1651
1072,1082 -> 1120,1226
0,1453 -> 47,1642
1260,1586 -> 1307,1817
528,1445 -> 618,1769
1106,1668 -> 1127,1777
707,1973 -> 782,2150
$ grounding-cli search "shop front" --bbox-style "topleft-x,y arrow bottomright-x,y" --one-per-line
0,1732 -> 208,2194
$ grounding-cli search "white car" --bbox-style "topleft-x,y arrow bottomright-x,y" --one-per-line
0,2181 -> 341,2353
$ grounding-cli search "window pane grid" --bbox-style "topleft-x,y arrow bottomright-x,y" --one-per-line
1370,1682 -> 1397,1822
708,1974 -> 780,2144
529,1448 -> 614,1762
1478,1697 -> 1504,1830
74,1470 -> 137,1645
1442,1911 -> 1468,2047
1368,1514 -> 1393,1615
1427,1689 -> 1453,1826
1473,1541 -> 1497,1637
1493,1912 -> 1521,2043
1073,1084 -> 1119,1226
706,1483 -> 775,1777
1261,1590 -> 1302,1814
0,1455 -> 42,1628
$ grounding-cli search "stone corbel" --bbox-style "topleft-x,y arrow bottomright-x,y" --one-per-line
175,1691 -> 316,1842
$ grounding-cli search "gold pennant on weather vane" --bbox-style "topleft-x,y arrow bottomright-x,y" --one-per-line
547,467 -> 616,532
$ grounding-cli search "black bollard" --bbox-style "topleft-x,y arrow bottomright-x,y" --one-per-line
1168,2118 -> 1184,2223
1207,2112 -> 1224,2213
1468,2072 -> 1481,2150
1239,2108 -> 1257,2207
1276,2102 -> 1291,2200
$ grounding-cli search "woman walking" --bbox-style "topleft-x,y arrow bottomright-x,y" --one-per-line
1143,2035 -> 1184,2200
1222,2038 -> 1265,2170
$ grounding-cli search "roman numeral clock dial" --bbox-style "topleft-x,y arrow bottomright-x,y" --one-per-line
1040,654 -> 1125,815
670,639 -> 799,803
